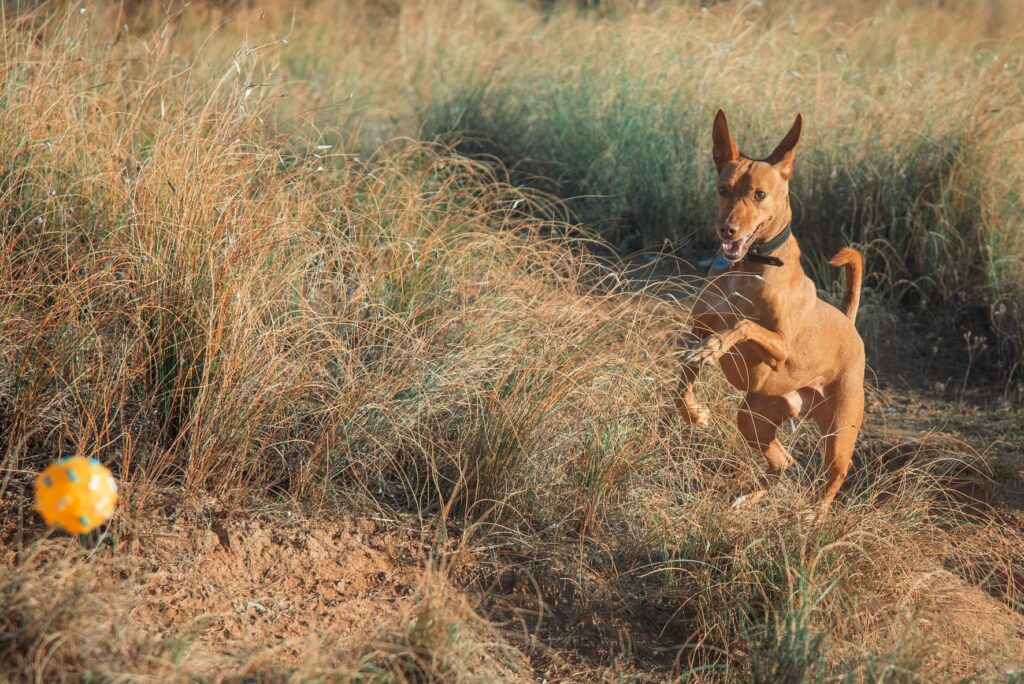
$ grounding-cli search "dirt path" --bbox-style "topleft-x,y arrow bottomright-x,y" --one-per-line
862,380 -> 1024,677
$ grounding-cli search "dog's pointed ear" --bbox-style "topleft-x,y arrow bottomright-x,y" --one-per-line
712,109 -> 739,174
766,113 -> 802,180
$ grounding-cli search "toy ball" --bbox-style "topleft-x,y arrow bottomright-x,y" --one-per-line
34,456 -> 118,534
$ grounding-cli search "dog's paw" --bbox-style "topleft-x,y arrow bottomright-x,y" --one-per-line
731,489 -> 767,509
679,402 -> 711,427
798,505 -> 829,524
799,508 -> 820,524
682,337 -> 725,366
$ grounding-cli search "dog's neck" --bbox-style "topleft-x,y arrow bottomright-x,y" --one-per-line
733,217 -> 801,276
729,238 -> 800,275
744,199 -> 798,270
757,197 -> 793,246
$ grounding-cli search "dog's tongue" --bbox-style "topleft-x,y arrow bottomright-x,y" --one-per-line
724,239 -> 742,255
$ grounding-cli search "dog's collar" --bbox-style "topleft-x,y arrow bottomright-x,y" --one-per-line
714,223 -> 792,269
746,223 -> 792,266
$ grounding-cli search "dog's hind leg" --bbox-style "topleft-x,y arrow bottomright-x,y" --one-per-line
812,384 -> 864,518
733,394 -> 796,508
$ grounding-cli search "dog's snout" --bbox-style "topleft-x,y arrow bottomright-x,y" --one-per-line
718,222 -> 739,239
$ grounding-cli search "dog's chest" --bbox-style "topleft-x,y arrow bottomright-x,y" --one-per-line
703,271 -> 775,325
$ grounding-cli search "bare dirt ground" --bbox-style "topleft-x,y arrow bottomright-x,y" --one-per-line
128,515 -> 417,655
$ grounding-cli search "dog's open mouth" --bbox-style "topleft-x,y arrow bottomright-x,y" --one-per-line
722,224 -> 762,262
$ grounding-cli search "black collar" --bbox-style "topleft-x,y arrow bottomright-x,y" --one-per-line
744,223 -> 792,267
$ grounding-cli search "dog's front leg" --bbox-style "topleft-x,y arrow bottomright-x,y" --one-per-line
671,314 -> 716,427
673,360 -> 710,426
682,319 -> 788,369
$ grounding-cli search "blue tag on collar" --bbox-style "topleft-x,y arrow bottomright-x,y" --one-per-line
712,256 -> 730,270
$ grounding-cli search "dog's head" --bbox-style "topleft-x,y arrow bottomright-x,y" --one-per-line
711,110 -> 801,262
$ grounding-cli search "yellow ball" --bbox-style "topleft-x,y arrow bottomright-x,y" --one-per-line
34,456 -> 118,534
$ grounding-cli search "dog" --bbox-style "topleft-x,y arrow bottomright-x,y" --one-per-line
674,109 -> 865,519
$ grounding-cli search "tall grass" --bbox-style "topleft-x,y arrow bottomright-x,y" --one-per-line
403,0 -> 1024,378
0,3 -> 1020,682
0,1 -> 696,538
42,2 -> 1024,373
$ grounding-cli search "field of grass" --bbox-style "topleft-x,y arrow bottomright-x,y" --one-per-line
407,0 -> 1024,379
0,1 -> 1022,682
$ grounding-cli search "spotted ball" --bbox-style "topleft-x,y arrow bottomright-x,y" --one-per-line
34,456 -> 118,534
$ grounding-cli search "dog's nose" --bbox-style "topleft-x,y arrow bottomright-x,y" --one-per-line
719,222 -> 739,239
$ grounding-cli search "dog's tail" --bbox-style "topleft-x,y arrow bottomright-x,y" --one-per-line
829,247 -> 863,322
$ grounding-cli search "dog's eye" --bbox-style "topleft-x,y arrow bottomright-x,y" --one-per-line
718,186 -> 727,196
753,190 -> 767,201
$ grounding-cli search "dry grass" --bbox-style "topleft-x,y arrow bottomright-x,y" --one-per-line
0,539 -> 516,682
0,2 -> 1021,682
402,0 -> 1024,381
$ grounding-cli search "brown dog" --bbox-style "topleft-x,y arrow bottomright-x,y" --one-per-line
675,110 -> 865,519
